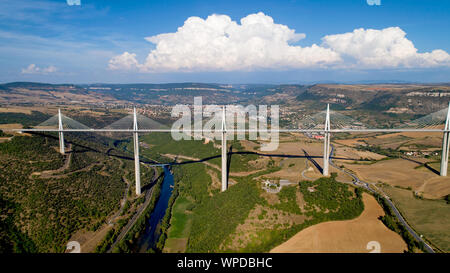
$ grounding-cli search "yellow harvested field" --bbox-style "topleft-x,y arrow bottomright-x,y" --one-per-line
403,137 -> 442,149
68,224 -> 113,253
0,107 -> 32,114
340,158 -> 450,198
0,123 -> 22,129
376,131 -> 442,139
263,158 -> 306,181
335,131 -> 443,150
333,145 -> 386,160
0,123 -> 23,134
270,193 -> 407,253
418,176 -> 450,199
0,106 -> 60,115
240,140 -> 259,151
263,141 -> 323,156
334,138 -> 367,147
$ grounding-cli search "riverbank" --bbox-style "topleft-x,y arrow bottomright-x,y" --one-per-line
134,166 -> 175,252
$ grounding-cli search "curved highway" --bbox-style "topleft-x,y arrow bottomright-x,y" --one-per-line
328,145 -> 435,253
107,166 -> 159,253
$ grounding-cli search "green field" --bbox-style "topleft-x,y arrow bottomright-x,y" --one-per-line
383,186 -> 450,252
140,133 -> 219,162
168,196 -> 193,239
138,133 -> 260,172
164,163 -> 212,252
164,196 -> 194,253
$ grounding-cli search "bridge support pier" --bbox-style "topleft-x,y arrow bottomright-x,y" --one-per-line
323,104 -> 330,176
221,107 -> 228,192
133,108 -> 141,195
440,103 -> 450,176
58,108 -> 65,155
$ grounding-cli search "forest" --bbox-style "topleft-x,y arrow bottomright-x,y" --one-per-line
163,156 -> 365,253
0,131 -> 135,252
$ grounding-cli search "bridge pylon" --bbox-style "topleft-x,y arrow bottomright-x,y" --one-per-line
440,102 -> 450,176
58,108 -> 65,155
133,108 -> 141,195
221,107 -> 228,192
323,104 -> 331,176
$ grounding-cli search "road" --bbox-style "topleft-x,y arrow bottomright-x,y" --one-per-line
301,159 -> 314,181
107,165 -> 159,253
328,145 -> 435,253
107,160 -> 131,226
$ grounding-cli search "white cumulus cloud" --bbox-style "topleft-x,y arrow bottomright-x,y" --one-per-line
109,12 -> 450,72
108,52 -> 140,71
322,27 -> 450,68
21,64 -> 58,74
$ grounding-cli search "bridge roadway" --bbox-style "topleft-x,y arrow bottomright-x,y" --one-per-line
11,128 -> 450,133
328,145 -> 435,253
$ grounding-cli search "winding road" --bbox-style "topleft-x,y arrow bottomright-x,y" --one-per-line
328,145 -> 435,253
301,159 -> 314,181
107,165 -> 159,253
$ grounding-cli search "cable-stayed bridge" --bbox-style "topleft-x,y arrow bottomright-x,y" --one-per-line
9,104 -> 450,196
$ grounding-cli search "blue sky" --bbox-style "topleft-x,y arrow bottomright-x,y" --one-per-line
0,0 -> 449,83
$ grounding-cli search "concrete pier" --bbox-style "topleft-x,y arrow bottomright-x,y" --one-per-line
323,104 -> 330,176
58,108 -> 65,155
221,107 -> 228,192
440,103 -> 450,176
133,108 -> 141,195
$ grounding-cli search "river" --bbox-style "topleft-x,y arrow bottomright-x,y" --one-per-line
135,165 -> 174,252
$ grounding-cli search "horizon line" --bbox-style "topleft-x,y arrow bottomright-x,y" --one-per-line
1,81 -> 450,86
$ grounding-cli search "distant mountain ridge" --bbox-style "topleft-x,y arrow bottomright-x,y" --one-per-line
1,82 -> 450,115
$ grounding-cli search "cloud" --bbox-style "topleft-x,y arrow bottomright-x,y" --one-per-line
108,52 -> 140,71
21,64 -> 58,74
109,12 -> 340,72
109,12 -> 450,72
322,27 -> 450,68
